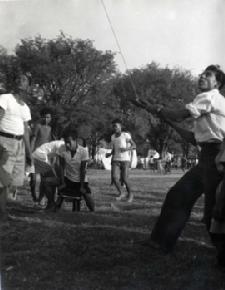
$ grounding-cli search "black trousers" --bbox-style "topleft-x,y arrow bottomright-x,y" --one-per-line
151,143 -> 223,253
56,177 -> 95,212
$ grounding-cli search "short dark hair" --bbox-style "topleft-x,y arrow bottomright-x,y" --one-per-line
62,126 -> 78,140
40,107 -> 52,117
16,73 -> 32,86
78,137 -> 87,147
205,65 -> 225,89
112,118 -> 122,125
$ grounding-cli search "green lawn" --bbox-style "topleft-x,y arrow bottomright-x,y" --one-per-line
1,169 -> 225,290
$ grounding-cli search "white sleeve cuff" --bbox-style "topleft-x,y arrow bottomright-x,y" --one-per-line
185,103 -> 201,118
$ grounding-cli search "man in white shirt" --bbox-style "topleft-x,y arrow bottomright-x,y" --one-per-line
0,74 -> 32,220
134,65 -> 225,266
106,119 -> 136,202
55,128 -> 95,212
32,140 -> 65,170
32,140 -> 65,210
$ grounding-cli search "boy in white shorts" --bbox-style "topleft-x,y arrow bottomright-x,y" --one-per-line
106,119 -> 136,202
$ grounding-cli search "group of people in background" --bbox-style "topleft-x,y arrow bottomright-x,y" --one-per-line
1,64 -> 225,268
138,152 -> 198,173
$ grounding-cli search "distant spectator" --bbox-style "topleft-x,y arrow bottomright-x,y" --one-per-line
30,107 -> 54,204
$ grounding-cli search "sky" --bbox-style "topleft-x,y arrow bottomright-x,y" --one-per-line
0,0 -> 224,75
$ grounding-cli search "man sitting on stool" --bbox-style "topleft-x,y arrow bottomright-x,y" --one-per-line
56,127 -> 95,212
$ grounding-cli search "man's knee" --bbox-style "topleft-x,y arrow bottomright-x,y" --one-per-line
163,186 -> 181,207
164,186 -> 189,210
83,193 -> 95,211
112,174 -> 119,184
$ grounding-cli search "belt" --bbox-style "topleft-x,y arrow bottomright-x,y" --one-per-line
0,131 -> 23,140
198,141 -> 221,146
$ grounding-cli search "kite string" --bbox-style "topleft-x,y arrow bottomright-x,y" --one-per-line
100,0 -> 139,100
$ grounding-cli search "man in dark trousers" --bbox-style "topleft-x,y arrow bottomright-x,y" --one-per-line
133,65 -> 225,267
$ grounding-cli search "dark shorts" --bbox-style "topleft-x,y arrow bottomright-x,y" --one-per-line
61,177 -> 91,197
111,161 -> 130,181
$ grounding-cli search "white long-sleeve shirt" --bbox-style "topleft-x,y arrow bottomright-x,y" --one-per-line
186,89 -> 225,143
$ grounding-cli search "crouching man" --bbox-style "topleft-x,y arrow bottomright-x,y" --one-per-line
55,127 -> 95,212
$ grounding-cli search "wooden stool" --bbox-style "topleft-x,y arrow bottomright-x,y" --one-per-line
57,194 -> 82,212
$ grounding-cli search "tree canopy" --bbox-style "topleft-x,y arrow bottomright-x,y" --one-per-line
112,62 -> 197,155
0,34 -> 200,157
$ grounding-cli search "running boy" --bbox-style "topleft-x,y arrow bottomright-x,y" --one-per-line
106,119 -> 136,202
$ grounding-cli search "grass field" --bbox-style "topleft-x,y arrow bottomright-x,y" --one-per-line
1,169 -> 225,290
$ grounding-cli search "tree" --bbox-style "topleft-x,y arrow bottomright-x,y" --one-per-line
0,37 -> 199,159
16,33 -> 116,106
0,46 -> 21,92
112,62 -> 197,155
15,32 -> 117,136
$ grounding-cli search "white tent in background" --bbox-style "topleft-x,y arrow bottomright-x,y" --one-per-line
130,149 -> 137,168
95,148 -> 112,170
95,147 -> 137,170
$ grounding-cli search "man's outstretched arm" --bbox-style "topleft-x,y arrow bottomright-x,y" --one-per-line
131,98 -> 191,122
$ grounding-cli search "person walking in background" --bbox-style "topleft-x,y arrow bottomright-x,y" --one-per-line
181,156 -> 187,172
164,151 -> 172,173
106,119 -> 136,202
0,73 -> 32,220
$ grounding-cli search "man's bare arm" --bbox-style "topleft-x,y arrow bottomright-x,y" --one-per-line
23,121 -> 32,166
159,108 -> 191,122
0,107 -> 5,121
30,124 -> 40,152
164,118 -> 196,146
131,99 -> 191,122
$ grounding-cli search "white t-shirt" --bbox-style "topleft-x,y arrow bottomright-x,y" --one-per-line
0,94 -> 31,135
60,145 -> 89,182
165,152 -> 172,162
111,132 -> 132,161
32,140 -> 65,164
153,152 -> 160,159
